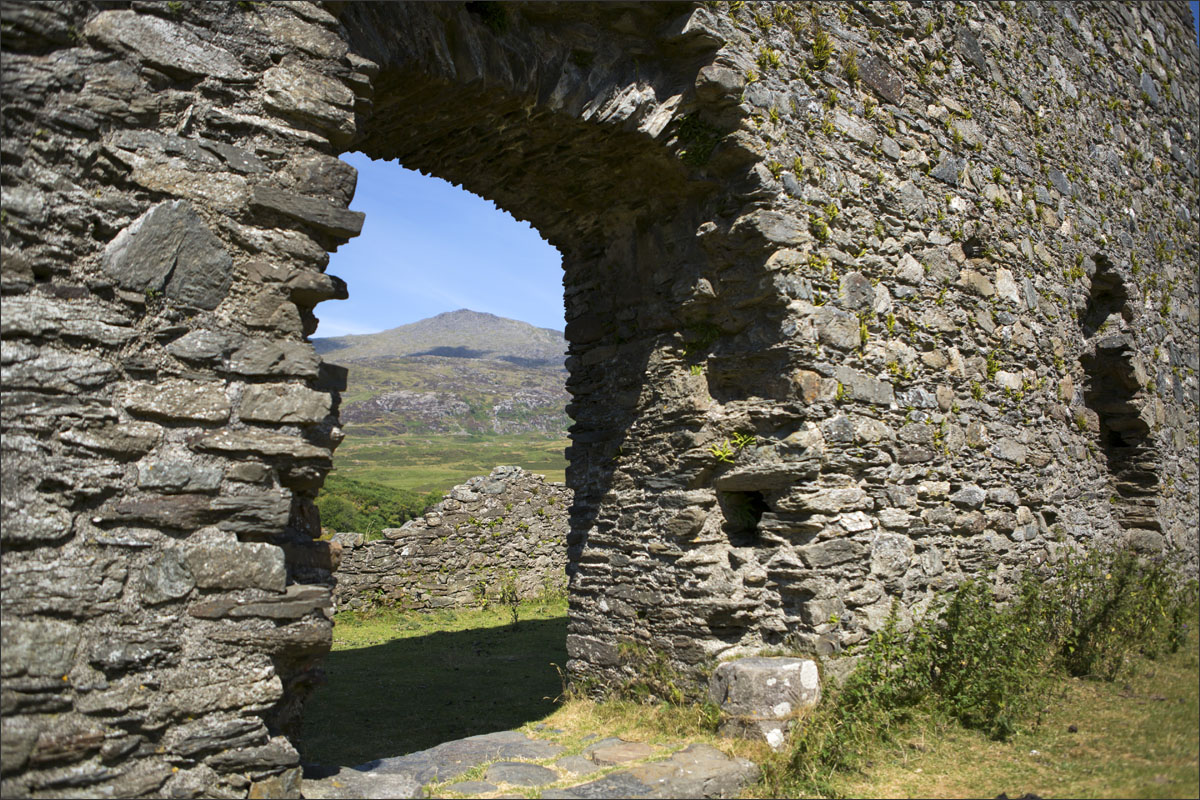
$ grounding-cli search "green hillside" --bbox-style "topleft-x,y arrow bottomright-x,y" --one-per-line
312,311 -> 570,524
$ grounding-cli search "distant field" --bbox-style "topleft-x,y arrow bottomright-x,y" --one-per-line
329,432 -> 570,493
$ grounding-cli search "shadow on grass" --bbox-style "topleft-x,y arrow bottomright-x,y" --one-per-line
299,616 -> 568,767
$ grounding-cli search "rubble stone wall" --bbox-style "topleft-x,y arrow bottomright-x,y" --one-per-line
2,2 -> 1196,797
330,467 -> 570,612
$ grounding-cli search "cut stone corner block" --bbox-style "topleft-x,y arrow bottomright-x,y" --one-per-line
708,656 -> 821,750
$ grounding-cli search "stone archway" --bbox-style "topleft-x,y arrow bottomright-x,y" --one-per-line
3,2 -> 1197,798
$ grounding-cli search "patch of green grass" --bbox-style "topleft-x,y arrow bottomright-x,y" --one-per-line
330,433 -> 569,494
301,598 -> 568,766
754,548 -> 1198,798
820,616 -> 1200,799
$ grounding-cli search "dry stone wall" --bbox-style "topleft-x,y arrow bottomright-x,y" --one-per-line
330,467 -> 570,612
1,2 -> 1197,798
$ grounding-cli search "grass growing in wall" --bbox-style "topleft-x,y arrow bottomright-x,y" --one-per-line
757,548 -> 1198,798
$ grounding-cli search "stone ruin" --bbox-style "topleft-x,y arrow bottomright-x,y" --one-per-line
330,466 -> 570,612
1,1 -> 1197,797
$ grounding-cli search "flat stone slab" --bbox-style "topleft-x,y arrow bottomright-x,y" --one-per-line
353,730 -> 565,784
543,743 -> 758,799
554,754 -> 598,775
301,767 -> 422,799
441,779 -> 497,794
584,739 -> 657,766
627,743 -> 760,798
485,761 -> 558,786
542,771 -> 653,799
303,733 -> 757,799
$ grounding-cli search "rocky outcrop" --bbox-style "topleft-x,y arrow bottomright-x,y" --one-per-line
331,467 -> 570,611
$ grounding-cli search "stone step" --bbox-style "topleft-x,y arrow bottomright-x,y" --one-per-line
300,730 -> 758,799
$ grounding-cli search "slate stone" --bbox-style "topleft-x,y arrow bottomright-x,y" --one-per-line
798,538 -> 865,568
956,26 -> 988,74
103,493 -> 217,530
814,306 -> 861,350
1139,71 -> 1160,107
229,339 -> 321,377
167,329 -> 236,364
0,619 -> 80,678
542,771 -> 652,799
896,387 -> 938,409
60,422 -> 162,459
138,460 -> 223,493
261,64 -> 356,141
140,548 -> 196,605
1,294 -> 134,346
837,271 -> 874,311
950,484 -> 987,509
83,11 -> 249,80
1047,168 -> 1072,198
301,769 -> 422,800
354,730 -> 563,784
101,200 -> 233,310
930,154 -> 965,186
858,55 -> 904,105
184,538 -> 286,592
709,657 -> 820,720
555,755 -> 597,775
835,367 -> 895,407
162,714 -> 266,758
484,761 -> 557,786
441,780 -> 497,795
189,584 -> 330,620
239,384 -> 331,425
120,379 -> 231,423
584,739 -> 656,766
191,428 -> 330,460
251,186 -> 365,239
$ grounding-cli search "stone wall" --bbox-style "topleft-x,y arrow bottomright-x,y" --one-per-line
330,467 -> 570,612
1,2 -> 1197,797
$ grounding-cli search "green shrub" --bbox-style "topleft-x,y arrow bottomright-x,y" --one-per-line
780,548 -> 1197,795
315,474 -> 441,539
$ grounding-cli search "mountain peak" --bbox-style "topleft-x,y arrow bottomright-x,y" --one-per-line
312,309 -> 566,367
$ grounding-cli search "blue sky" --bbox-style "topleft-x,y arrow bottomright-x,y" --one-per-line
316,153 -> 564,337
321,8 -> 1199,338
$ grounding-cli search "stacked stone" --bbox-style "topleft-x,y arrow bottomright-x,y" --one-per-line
1,2 -> 1197,796
559,0 -> 1199,685
331,466 -> 570,611
1,2 -> 375,797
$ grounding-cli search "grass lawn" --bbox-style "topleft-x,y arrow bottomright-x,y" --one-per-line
329,433 -> 569,494
299,599 -> 568,767
301,601 -> 1199,799
818,630 -> 1200,800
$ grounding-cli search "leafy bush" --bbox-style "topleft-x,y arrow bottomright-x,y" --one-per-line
778,548 -> 1197,796
316,474 -> 441,539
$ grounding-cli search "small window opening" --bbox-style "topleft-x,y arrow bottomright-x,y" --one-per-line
717,490 -> 768,546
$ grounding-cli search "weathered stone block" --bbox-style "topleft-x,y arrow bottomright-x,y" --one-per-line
230,339 -> 321,378
120,380 -> 231,423
140,547 -> 196,605
101,200 -> 233,310
60,422 -> 161,458
184,537 -> 286,593
709,657 -> 820,749
191,428 -> 330,460
251,186 -> 364,239
0,619 -> 79,678
84,10 -> 249,79
239,384 -> 331,425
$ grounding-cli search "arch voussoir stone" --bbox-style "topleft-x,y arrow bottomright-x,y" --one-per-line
2,2 -> 1197,797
